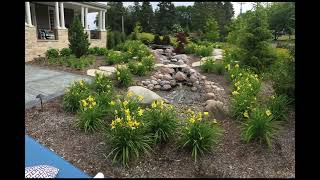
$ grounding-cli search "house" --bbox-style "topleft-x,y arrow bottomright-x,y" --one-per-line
25,2 -> 108,62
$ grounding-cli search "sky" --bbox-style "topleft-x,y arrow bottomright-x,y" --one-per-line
87,2 -> 254,30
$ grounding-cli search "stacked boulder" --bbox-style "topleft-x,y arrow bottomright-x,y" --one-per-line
141,65 -> 208,92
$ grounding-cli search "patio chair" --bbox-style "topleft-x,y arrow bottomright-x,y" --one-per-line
25,135 -> 104,178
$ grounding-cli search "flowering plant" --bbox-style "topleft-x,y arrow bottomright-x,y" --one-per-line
107,92 -> 152,167
62,80 -> 91,112
75,95 -> 104,132
178,109 -> 223,162
142,100 -> 178,144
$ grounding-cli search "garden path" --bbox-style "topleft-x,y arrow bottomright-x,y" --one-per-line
25,65 -> 91,109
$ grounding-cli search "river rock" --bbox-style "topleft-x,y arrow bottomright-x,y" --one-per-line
206,93 -> 215,100
191,87 -> 197,92
162,84 -> 172,91
174,71 -> 187,81
170,80 -> 177,86
204,100 -> 227,120
163,74 -> 172,81
151,80 -> 158,85
154,85 -> 161,90
147,84 -> 154,90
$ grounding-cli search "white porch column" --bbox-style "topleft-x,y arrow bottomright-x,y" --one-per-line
85,7 -> 88,30
81,7 -> 84,27
99,10 -> 103,31
54,2 -> 60,29
60,2 -> 65,29
102,11 -> 106,31
25,2 -> 33,26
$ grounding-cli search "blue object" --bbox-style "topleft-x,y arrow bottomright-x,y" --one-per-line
25,135 -> 91,178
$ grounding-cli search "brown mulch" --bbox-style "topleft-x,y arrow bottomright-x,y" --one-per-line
25,69 -> 295,178
25,56 -> 107,76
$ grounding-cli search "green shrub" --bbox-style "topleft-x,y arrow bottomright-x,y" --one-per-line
76,95 -> 104,132
62,80 -> 91,112
179,110 -> 223,162
68,17 -> 90,58
120,32 -> 126,43
228,65 -> 261,120
107,94 -> 152,167
97,48 -> 109,56
200,58 -> 225,75
153,34 -> 161,44
60,48 -> 72,57
116,40 -> 150,60
162,35 -> 171,45
267,95 -> 291,121
90,73 -> 113,95
88,47 -> 95,55
128,61 -> 138,74
241,107 -> 281,148
271,48 -> 295,102
138,32 -> 154,45
185,43 -> 197,54
201,57 -> 216,73
141,55 -> 155,71
143,100 -> 178,144
114,31 -> 122,47
135,63 -> 148,76
107,31 -> 115,49
115,65 -> 133,87
46,48 -> 59,59
195,45 -> 213,57
105,50 -> 122,65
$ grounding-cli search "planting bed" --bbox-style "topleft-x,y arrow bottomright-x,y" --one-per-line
25,71 -> 295,178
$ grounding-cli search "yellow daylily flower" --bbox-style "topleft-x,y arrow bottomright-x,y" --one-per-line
235,64 -> 239,68
127,91 -> 134,98
243,111 -> 249,118
123,100 -> 128,107
232,91 -> 240,96
138,95 -> 144,101
151,101 -> 157,108
266,109 -> 272,117
204,112 -> 209,116
109,101 -> 115,106
189,117 -> 195,124
81,100 -> 87,107
271,95 -> 275,99
213,119 -> 217,124
138,109 -> 144,116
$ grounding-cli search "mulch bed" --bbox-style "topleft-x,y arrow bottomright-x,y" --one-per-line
25,56 -> 107,76
25,71 -> 295,178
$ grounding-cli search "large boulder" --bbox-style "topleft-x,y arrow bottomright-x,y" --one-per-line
172,54 -> 188,61
128,86 -> 163,105
98,66 -> 116,73
174,71 -> 187,81
87,69 -> 112,77
204,100 -> 227,120
160,67 -> 175,74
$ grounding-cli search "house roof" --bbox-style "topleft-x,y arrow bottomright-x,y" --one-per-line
82,2 -> 107,9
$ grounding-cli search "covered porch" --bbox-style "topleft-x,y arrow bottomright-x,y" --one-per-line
25,2 -> 108,62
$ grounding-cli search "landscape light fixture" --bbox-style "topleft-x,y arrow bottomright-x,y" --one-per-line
36,94 -> 45,111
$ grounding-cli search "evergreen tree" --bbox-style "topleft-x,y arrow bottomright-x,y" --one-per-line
140,2 -> 154,32
238,5 -> 275,73
68,17 -> 90,58
203,18 -> 220,42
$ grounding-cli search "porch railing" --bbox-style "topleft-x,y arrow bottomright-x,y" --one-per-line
37,29 -> 57,40
90,30 -> 101,39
